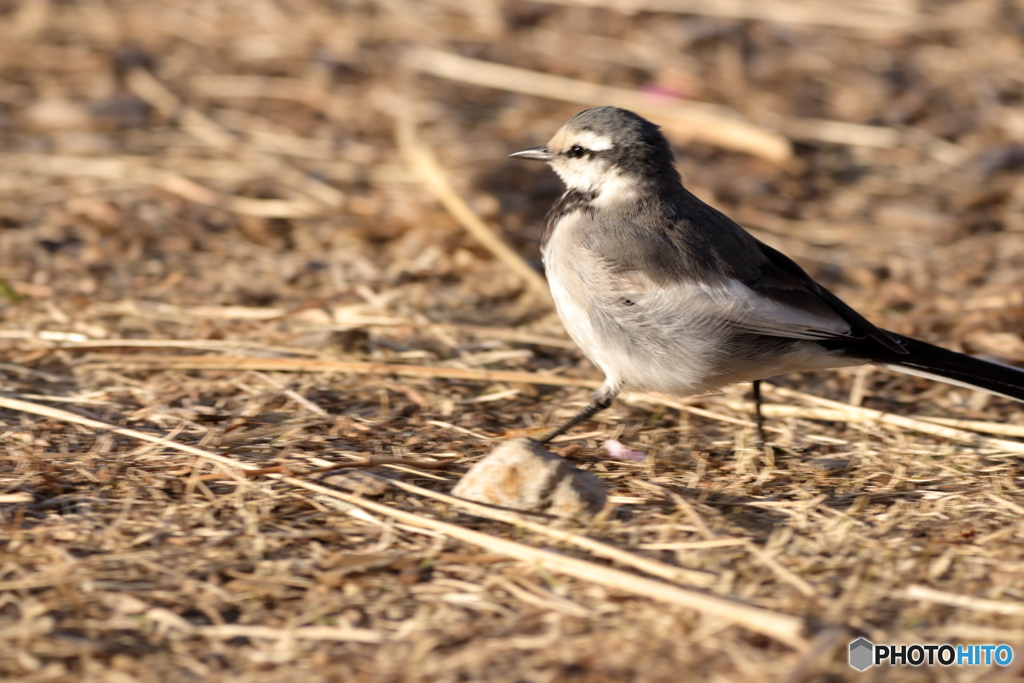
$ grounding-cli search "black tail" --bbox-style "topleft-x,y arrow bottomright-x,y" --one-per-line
880,333 -> 1024,402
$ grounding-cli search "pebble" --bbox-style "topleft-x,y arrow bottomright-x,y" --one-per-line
451,438 -> 607,518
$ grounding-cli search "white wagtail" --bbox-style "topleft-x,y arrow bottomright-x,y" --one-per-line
511,106 -> 1024,444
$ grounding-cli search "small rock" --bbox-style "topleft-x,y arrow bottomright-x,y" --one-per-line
451,438 -> 606,518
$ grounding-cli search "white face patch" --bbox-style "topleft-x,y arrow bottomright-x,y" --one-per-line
567,129 -> 613,152
546,126 -> 614,154
545,122 -> 627,197
549,158 -> 640,207
549,155 -> 610,192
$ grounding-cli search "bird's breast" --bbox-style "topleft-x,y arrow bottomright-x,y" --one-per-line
542,211 -> 612,370
542,211 -> 707,393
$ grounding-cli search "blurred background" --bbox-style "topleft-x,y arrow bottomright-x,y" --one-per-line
3,1 -> 1024,680
1,0 -> 1022,352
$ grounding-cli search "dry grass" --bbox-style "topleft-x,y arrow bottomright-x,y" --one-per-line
2,0 -> 1024,681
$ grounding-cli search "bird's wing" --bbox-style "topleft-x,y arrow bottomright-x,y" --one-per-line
746,241 -> 906,353
689,276 -> 864,342
585,208 -> 906,353
597,257 -> 865,342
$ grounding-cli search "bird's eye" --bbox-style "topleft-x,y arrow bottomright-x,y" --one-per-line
568,145 -> 586,158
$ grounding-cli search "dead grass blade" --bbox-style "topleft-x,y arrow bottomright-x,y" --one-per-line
662,489 -> 815,597
783,117 -> 900,148
912,415 -> 1024,439
1,153 -> 323,217
534,0 -> 918,31
394,110 -> 553,304
1,395 -> 806,648
986,492 -> 1024,516
49,348 -> 1024,448
80,354 -> 603,389
125,66 -> 342,216
381,476 -> 717,588
281,477 -> 810,649
195,625 -> 389,643
901,585 -> 1024,616
186,75 -> 344,117
195,457 -> 454,482
767,385 -> 1024,454
6,1 -> 1024,678
404,47 -> 792,163
726,400 -> 1024,440
0,395 -> 255,474
56,338 -> 325,356
74,350 -> 1024,447
153,173 -> 330,218
125,68 -> 237,149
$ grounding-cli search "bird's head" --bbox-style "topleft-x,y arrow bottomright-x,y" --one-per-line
510,107 -> 678,198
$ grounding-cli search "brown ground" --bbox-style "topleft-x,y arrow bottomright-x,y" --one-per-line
2,1 -> 1024,681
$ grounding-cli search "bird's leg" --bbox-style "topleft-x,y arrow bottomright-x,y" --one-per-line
538,390 -> 615,445
751,379 -> 767,445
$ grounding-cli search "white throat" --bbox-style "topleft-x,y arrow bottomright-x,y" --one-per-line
552,162 -> 638,207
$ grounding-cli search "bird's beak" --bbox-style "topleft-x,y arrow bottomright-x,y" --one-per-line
509,146 -> 554,161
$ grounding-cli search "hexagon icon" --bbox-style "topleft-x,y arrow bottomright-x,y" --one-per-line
849,638 -> 874,671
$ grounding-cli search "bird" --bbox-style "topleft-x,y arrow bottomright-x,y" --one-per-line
510,106 -> 1024,445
